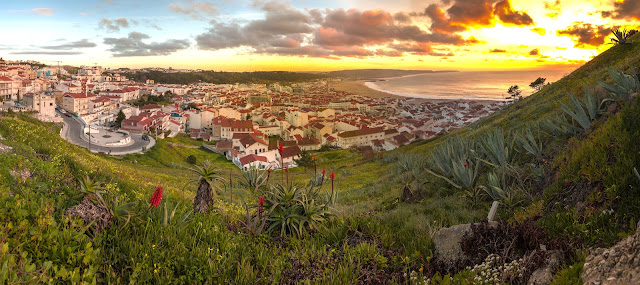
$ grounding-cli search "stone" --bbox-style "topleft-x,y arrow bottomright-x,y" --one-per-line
433,222 -> 498,269
527,250 -> 561,285
582,220 -> 640,285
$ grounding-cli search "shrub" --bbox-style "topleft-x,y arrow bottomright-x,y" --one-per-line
186,155 -> 197,164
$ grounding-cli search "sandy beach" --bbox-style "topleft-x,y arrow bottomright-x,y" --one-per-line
332,80 -> 499,105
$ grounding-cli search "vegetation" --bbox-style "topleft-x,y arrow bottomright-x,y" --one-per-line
529,77 -> 547,91
0,31 -> 639,283
115,110 -> 125,128
126,93 -> 173,107
507,85 -> 522,102
123,70 -> 328,85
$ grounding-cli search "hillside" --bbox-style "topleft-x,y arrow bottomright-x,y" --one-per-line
1,34 -> 640,283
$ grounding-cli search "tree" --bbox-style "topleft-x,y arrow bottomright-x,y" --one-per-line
185,161 -> 225,214
507,85 -> 522,102
295,150 -> 314,168
529,77 -> 546,92
115,110 -> 126,128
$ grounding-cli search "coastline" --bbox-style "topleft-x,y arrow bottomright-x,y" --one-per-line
332,79 -> 501,105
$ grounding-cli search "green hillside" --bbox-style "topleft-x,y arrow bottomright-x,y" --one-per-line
1,34 -> 640,283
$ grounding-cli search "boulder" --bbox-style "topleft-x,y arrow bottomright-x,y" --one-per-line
528,250 -> 562,285
582,221 -> 640,285
433,223 -> 472,269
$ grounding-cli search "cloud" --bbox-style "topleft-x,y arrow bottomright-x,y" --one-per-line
103,32 -> 191,57
10,51 -> 83,55
150,23 -> 162,30
420,0 -> 534,33
39,39 -> 97,50
168,1 -> 218,20
98,18 -> 131,32
494,0 -> 534,26
600,0 -> 640,20
196,2 -> 479,59
490,48 -> 507,52
544,0 -> 562,19
557,23 -> 615,47
531,27 -> 546,36
529,48 -> 539,55
103,0 -> 116,5
32,8 -> 55,16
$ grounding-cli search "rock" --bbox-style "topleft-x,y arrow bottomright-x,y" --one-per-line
66,196 -> 112,234
582,221 -> 640,285
0,143 -> 12,153
433,223 -> 472,269
528,250 -> 561,285
433,222 -> 498,269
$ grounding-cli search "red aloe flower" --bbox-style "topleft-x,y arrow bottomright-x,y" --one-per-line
149,186 -> 163,207
258,196 -> 265,216
284,167 -> 289,173
463,163 -> 468,169
278,144 -> 284,155
330,172 -> 336,180
321,168 -> 326,183
313,156 -> 316,161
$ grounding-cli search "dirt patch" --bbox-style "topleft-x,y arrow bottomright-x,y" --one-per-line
66,195 -> 112,234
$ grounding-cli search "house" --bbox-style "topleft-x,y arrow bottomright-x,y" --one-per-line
23,93 -> 55,120
336,127 -> 385,149
236,154 -> 270,171
62,93 -> 95,115
237,133 -> 269,155
297,137 -> 322,151
120,114 -> 153,133
279,146 -> 301,168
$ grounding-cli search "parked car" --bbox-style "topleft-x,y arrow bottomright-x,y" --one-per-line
142,134 -> 150,141
64,113 -> 72,117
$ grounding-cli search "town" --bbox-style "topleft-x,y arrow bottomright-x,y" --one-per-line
0,58 -> 505,171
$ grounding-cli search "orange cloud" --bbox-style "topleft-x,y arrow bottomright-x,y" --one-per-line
557,23 -> 617,48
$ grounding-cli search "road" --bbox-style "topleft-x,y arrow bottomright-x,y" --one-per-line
58,110 -> 153,155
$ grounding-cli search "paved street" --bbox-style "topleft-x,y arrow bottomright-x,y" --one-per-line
58,110 -> 154,155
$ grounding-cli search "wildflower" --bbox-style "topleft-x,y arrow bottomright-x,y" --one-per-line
463,163 -> 468,168
149,186 -> 163,207
278,144 -> 284,155
321,168 -> 326,183
284,167 -> 289,173
330,172 -> 335,180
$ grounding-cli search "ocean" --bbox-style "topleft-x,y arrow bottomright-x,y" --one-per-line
364,70 -> 573,101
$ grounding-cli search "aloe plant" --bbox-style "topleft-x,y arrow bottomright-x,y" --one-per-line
635,167 -> 640,183
541,114 -> 581,137
516,127 -> 544,162
598,68 -> 640,102
481,172 -> 507,201
238,165 -> 270,192
425,157 -> 481,190
609,28 -> 634,45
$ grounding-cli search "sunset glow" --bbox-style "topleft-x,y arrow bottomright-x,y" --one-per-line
1,0 -> 637,71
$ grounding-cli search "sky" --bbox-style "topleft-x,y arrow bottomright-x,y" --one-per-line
0,0 -> 638,71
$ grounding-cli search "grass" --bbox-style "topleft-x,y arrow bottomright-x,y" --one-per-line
1,32 -> 640,283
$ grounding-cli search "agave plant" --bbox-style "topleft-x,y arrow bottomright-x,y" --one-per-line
540,114 -> 581,137
185,161 -> 226,214
559,89 -> 605,132
516,126 -> 544,162
598,68 -> 640,102
428,135 -> 475,178
476,128 -> 516,171
426,157 -> 481,190
610,28 -> 634,45
238,165 -> 270,192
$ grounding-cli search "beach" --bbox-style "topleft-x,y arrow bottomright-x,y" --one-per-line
332,79 -> 498,104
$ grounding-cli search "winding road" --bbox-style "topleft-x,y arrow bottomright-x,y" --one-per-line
58,110 -> 154,155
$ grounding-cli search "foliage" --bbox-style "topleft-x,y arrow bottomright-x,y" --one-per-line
515,126 -> 544,162
529,77 -> 547,91
507,85 -> 522,102
294,150 -> 314,168
238,165 -> 269,192
115,110 -> 125,128
598,68 -> 640,102
610,28 -> 635,45
476,127 -> 515,170
185,161 -> 226,214
147,200 -> 192,228
186,154 -> 196,164
262,183 -> 336,237
558,89 -> 604,132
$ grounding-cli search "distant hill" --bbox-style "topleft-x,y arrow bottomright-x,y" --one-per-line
123,70 -> 328,85
328,69 -> 457,79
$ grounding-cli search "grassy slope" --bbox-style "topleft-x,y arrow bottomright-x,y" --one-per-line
1,35 -> 639,283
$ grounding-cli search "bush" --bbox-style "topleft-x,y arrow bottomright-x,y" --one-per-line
186,155 -> 197,164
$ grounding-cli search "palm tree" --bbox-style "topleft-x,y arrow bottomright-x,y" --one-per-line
185,161 -> 225,214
